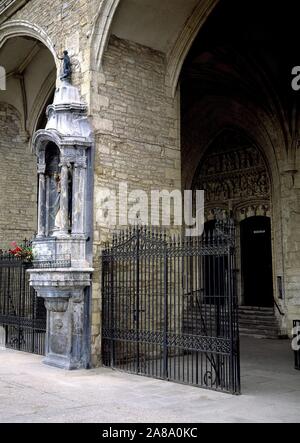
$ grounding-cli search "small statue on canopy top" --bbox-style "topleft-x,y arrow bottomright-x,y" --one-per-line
58,50 -> 72,82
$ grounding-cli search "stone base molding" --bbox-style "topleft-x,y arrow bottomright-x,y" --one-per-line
29,269 -> 93,370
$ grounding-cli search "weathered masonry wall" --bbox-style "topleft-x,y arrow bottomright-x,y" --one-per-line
11,0 -> 99,103
90,36 -> 182,365
281,171 -> 300,331
13,0 -> 92,52
0,103 -> 37,248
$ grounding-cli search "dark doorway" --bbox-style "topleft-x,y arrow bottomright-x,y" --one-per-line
240,217 -> 273,307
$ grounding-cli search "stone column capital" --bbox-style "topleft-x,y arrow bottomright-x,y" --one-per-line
44,297 -> 69,313
74,157 -> 87,169
59,161 -> 70,169
37,163 -> 46,174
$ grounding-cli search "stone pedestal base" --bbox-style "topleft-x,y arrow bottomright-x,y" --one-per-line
29,269 -> 93,370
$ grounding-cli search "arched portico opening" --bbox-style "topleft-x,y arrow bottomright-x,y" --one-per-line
180,0 -> 300,337
92,0 -> 300,380
0,31 -> 56,248
91,0 -> 219,95
0,26 -> 57,356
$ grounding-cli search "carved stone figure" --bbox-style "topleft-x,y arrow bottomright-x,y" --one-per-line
54,173 -> 62,231
59,50 -> 72,82
45,144 -> 61,234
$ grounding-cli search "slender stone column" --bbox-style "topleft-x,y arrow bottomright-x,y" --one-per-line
60,163 -> 69,235
45,176 -> 50,236
37,163 -> 46,238
72,157 -> 87,236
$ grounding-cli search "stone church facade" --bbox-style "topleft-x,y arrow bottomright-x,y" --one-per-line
0,0 -> 300,369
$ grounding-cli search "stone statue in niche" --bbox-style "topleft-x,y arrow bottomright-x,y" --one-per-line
47,169 -> 62,235
50,166 -> 73,234
54,172 -> 62,231
59,50 -> 72,82
45,144 -> 61,235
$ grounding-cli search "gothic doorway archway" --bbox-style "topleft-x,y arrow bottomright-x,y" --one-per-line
191,129 -> 273,313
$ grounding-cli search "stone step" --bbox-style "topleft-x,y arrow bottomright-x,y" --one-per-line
239,323 -> 278,331
239,322 -> 278,331
239,327 -> 279,339
239,313 -> 277,321
184,305 -> 280,339
239,311 -> 275,318
238,305 -> 280,339
239,307 -> 274,313
184,314 -> 276,321
239,306 -> 274,313
239,308 -> 275,315
239,321 -> 278,326
239,322 -> 278,330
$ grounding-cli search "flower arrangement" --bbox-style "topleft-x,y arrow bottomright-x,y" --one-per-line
9,241 -> 33,262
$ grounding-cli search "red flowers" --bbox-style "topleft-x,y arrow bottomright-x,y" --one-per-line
10,242 -> 22,256
9,241 -> 33,261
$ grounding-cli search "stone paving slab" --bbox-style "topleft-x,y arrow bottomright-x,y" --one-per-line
0,337 -> 299,423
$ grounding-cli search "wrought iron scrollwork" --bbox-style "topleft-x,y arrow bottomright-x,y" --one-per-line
102,223 -> 240,395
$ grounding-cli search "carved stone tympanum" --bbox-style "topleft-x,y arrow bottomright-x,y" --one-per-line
192,129 -> 271,219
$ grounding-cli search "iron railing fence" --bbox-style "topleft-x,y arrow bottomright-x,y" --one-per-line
0,253 -> 46,355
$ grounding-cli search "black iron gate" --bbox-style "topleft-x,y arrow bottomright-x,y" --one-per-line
102,223 -> 240,395
0,254 -> 46,355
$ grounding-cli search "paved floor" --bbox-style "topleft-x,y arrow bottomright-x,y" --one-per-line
0,337 -> 299,423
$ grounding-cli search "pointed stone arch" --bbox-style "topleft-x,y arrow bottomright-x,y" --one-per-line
166,0 -> 219,96
90,0 -> 121,71
0,20 -> 57,63
0,20 -> 57,139
90,0 -> 219,96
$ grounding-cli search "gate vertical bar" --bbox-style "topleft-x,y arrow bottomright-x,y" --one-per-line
136,227 -> 140,373
163,234 -> 168,379
32,272 -> 36,353
228,237 -> 240,394
232,243 -> 241,393
18,262 -> 22,350
110,245 -> 115,367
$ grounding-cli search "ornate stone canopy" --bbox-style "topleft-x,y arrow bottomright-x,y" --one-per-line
29,79 -> 94,370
